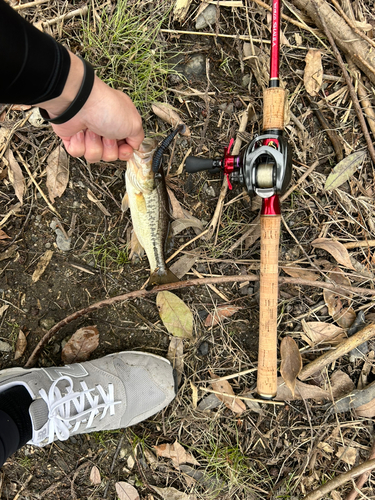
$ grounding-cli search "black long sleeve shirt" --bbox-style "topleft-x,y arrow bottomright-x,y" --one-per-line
0,0 -> 71,104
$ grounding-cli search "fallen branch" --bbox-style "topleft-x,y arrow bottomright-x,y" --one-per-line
310,0 -> 375,165
14,0 -> 48,9
290,0 -> 375,85
25,275 -> 375,367
304,458 -> 375,500
43,6 -> 88,26
299,324 -> 375,381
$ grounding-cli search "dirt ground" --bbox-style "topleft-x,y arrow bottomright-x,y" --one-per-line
1,0 -> 375,498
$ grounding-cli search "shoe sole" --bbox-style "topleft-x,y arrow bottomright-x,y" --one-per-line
0,351 -> 172,379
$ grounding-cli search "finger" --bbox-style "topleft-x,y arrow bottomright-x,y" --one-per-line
125,117 -> 145,151
84,130 -> 104,163
61,131 -> 86,158
102,138 -> 119,162
118,142 -> 134,161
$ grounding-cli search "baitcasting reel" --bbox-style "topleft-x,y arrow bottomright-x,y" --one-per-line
185,133 -> 292,199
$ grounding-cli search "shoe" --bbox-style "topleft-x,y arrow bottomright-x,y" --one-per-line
0,351 -> 176,447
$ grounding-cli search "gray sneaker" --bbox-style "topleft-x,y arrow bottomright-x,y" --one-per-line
0,351 -> 176,447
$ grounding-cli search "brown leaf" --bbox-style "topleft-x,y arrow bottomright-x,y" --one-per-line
301,320 -> 346,347
167,337 -> 184,386
304,49 -> 323,96
152,103 -> 191,136
323,289 -> 356,328
209,372 -> 246,414
0,229 -> 10,241
154,440 -> 200,467
280,337 -> 302,397
32,250 -> 54,283
205,305 -> 242,327
46,145 -> 69,203
151,485 -> 197,500
14,330 -> 27,360
61,326 -> 99,364
312,238 -> 355,270
275,377 -> 331,401
335,446 -> 358,466
282,265 -> 319,281
115,482 -> 140,500
356,398 -> 375,418
89,465 -> 101,485
330,370 -> 355,399
5,149 -> 25,205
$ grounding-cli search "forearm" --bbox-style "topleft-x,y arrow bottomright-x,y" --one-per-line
0,0 -> 70,105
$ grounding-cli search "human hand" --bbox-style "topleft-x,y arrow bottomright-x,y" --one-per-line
36,52 -> 144,163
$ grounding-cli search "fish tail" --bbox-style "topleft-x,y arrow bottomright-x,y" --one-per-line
150,268 -> 180,286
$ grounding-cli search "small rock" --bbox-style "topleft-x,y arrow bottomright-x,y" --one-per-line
197,341 -> 210,356
55,229 -> 71,252
45,242 -> 51,249
218,102 -> 234,114
184,54 -> 205,77
0,340 -> 12,352
195,4 -> 217,29
198,393 -> 222,411
40,317 -> 55,330
242,74 -> 251,87
203,183 -> 216,197
28,108 -> 45,128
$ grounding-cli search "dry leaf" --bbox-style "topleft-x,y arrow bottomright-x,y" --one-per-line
0,244 -> 18,262
325,151 -> 366,191
304,49 -> 323,96
0,229 -> 10,241
167,337 -> 184,386
167,187 -> 185,219
282,266 -> 319,281
157,291 -> 193,338
32,250 -> 54,283
330,380 -> 375,414
154,440 -> 200,467
169,254 -> 198,279
151,485 -> 197,500
61,326 -> 99,364
335,446 -> 358,466
0,304 -> 9,318
46,145 -> 69,204
152,103 -> 191,136
330,492 -> 343,500
5,149 -> 25,205
170,218 -> 204,236
205,305 -> 242,327
275,377 -> 331,401
312,238 -> 355,270
323,289 -> 356,329
209,372 -> 246,414
280,337 -> 302,397
301,321 -> 346,347
330,370 -> 355,399
356,397 -> 375,418
89,465 -> 101,485
115,481 -> 140,500
14,330 -> 27,360
318,442 -> 334,454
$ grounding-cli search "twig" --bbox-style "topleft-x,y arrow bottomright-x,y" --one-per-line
16,151 -> 61,217
343,240 -> 375,249
280,161 -> 319,202
192,268 -> 229,301
166,228 -> 209,263
330,0 -> 375,50
199,387 -> 284,405
205,177 -> 229,240
304,458 -> 375,500
345,439 -> 375,500
311,0 -> 375,164
248,0 -> 319,32
14,0 -> 49,9
161,28 -> 270,44
299,323 -> 375,381
43,6 -> 88,26
24,275 -> 375,368
353,52 -> 375,80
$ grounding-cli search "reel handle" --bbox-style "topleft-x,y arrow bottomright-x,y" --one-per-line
185,156 -> 222,173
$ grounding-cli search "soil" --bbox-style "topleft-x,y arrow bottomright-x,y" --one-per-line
1,0 -> 375,499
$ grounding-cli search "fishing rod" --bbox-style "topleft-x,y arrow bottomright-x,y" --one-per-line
184,0 -> 292,399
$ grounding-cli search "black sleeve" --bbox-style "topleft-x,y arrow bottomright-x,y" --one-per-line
0,0 -> 71,105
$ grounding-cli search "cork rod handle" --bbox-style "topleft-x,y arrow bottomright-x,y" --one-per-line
257,213 -> 281,399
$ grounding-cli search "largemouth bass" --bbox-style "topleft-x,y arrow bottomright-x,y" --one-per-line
124,138 -> 179,286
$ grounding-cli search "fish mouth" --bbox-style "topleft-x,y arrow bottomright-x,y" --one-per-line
127,138 -> 158,193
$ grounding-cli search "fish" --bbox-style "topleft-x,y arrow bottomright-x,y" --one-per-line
123,138 -> 179,286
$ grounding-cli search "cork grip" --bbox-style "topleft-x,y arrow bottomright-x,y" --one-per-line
262,87 -> 286,131
257,214 -> 281,399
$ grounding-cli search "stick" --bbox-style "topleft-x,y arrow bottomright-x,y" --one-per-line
43,6 -> 88,26
161,29 -> 270,44
343,240 -> 375,249
330,0 -> 375,50
299,324 -> 375,381
345,439 -> 375,500
304,458 -> 375,500
199,387 -> 284,405
14,0 -> 48,9
24,275 -> 375,367
311,0 -> 375,165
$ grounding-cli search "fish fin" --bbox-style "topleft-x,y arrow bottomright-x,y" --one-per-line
135,192 -> 147,213
149,268 -> 180,286
129,230 -> 144,261
121,192 -> 129,212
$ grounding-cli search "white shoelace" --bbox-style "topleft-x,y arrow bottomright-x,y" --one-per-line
35,375 -> 121,445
